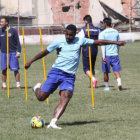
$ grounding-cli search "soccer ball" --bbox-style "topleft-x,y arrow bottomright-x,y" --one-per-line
30,115 -> 44,128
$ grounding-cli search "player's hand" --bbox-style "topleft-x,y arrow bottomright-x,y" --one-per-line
117,41 -> 126,46
25,61 -> 32,69
16,54 -> 20,58
102,57 -> 106,64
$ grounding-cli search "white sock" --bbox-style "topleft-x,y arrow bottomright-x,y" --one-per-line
50,118 -> 57,125
104,82 -> 109,88
92,76 -> 96,82
47,118 -> 62,129
33,83 -> 42,92
16,82 -> 20,87
3,82 -> 7,88
117,78 -> 122,86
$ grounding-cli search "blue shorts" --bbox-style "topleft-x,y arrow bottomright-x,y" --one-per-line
41,68 -> 76,94
102,56 -> 121,73
1,52 -> 20,71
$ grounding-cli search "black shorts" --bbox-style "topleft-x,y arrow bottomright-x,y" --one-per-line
82,46 -> 98,74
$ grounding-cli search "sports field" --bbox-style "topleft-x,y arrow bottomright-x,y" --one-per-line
0,41 -> 140,140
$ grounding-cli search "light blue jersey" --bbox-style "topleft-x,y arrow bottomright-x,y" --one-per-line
99,28 -> 120,56
47,37 -> 94,74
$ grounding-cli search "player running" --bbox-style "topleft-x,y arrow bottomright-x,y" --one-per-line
77,15 -> 100,88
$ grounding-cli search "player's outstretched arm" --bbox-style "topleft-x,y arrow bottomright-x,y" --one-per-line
94,40 -> 126,46
25,49 -> 50,69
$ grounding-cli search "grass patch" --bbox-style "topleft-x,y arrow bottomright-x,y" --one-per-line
0,42 -> 140,140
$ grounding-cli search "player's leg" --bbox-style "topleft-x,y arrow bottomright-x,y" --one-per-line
102,56 -> 110,91
91,53 -> 98,88
2,70 -> 7,90
82,51 -> 97,88
14,71 -> 21,89
33,82 -> 50,101
114,71 -> 121,79
104,72 -> 110,91
33,68 -> 61,101
47,90 -> 73,129
86,70 -> 98,88
54,90 -> 73,119
111,56 -> 122,91
9,53 -> 21,89
1,52 -> 7,90
47,69 -> 75,129
114,72 -> 122,90
104,72 -> 109,82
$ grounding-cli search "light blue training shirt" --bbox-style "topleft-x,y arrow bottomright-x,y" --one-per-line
47,37 -> 94,74
99,28 -> 120,56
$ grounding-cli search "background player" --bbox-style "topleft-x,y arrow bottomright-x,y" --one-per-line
0,17 -> 21,90
25,24 -> 125,129
99,18 -> 122,91
77,15 -> 100,88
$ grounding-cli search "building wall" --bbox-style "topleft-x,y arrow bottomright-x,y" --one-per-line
121,0 -> 136,17
0,0 -> 33,16
0,0 -> 33,25
0,0 -> 137,26
49,0 -> 90,25
32,0 -> 53,25
33,0 -> 136,25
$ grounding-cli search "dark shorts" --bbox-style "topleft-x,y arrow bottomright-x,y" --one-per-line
1,52 -> 20,71
82,46 -> 98,75
102,55 -> 122,73
41,68 -> 75,94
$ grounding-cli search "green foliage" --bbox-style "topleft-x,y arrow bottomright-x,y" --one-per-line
0,42 -> 140,140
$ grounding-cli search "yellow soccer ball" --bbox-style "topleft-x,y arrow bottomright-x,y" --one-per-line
30,115 -> 44,128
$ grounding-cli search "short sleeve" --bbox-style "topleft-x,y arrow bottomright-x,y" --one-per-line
117,34 -> 120,41
99,32 -> 105,40
47,40 -> 60,52
81,38 -> 94,46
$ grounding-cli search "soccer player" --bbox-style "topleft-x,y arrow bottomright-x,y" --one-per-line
25,24 -> 125,129
0,17 -> 21,90
99,18 -> 122,91
77,15 -> 100,88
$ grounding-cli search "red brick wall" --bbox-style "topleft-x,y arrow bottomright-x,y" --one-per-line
121,0 -> 136,17
50,0 -> 137,25
51,0 -> 89,24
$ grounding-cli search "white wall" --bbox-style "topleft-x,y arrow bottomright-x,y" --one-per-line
89,0 -> 124,25
36,0 -> 53,25
19,32 -> 139,45
1,0 -> 33,16
0,0 -> 125,25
